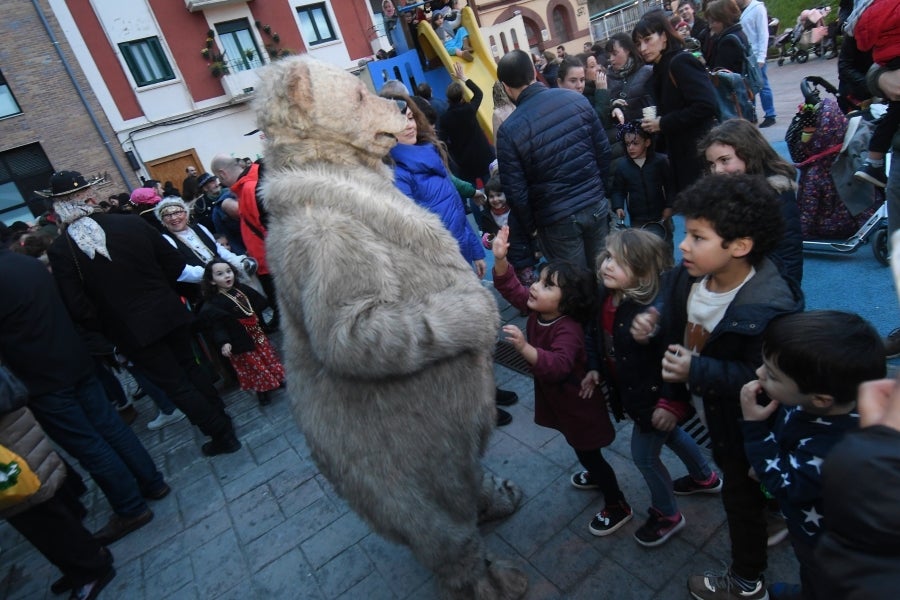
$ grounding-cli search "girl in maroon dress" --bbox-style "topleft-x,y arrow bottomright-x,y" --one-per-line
491,226 -> 631,538
200,259 -> 284,405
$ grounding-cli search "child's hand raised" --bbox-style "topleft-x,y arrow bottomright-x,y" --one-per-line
740,380 -> 779,421
661,344 -> 690,382
492,226 -> 511,260
502,324 -> 526,352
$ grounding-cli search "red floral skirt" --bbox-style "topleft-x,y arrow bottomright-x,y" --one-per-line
229,316 -> 285,392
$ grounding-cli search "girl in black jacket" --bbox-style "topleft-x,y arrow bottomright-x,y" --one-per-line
200,259 -> 284,405
582,229 -> 718,547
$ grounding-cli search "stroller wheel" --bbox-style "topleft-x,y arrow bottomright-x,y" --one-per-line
778,57 -> 784,66
797,50 -> 809,64
873,227 -> 890,266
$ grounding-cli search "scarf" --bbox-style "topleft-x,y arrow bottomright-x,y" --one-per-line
611,55 -> 637,78
844,0 -> 877,37
54,198 -> 110,260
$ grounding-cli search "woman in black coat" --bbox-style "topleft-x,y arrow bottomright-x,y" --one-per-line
704,0 -> 750,73
633,10 -> 717,193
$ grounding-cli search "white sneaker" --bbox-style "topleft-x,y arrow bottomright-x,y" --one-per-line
147,409 -> 186,431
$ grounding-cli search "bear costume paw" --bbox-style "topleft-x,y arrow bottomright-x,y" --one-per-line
477,474 -> 523,524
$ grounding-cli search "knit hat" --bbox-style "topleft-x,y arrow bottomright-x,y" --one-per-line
130,187 -> 161,206
154,197 -> 189,222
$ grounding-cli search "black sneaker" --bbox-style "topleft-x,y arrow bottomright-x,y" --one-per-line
884,327 -> 900,359
495,389 -> 519,406
634,508 -> 686,547
571,470 -> 600,490
688,570 -> 767,600
496,408 -> 512,427
855,162 -> 888,188
758,116 -> 776,128
674,472 -> 723,496
588,500 -> 633,536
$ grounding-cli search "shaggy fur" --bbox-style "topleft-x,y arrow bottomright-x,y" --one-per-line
256,56 -> 527,599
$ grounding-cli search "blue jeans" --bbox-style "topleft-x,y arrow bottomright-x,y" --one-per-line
630,423 -> 712,516
29,375 -> 164,518
127,364 -> 179,415
537,201 -> 609,270
759,63 -> 776,119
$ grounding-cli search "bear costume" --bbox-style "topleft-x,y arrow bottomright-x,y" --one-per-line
255,56 -> 527,599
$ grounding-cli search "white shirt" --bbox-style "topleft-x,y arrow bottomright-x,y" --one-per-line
740,0 -> 770,65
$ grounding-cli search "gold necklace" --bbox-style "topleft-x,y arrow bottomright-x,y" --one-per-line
219,287 -> 254,316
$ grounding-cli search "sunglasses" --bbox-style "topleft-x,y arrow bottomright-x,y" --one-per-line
394,99 -> 407,113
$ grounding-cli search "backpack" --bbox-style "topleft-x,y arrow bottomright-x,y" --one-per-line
728,33 -> 763,95
668,51 -> 757,124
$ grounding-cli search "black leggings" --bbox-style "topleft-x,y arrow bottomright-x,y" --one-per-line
870,101 -> 900,155
575,448 -> 624,505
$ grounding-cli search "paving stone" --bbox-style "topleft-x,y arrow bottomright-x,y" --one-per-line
358,533 -> 432,598
253,548 -> 323,599
248,431 -> 291,464
153,554 -> 195,598
527,528 -> 604,591
569,556 -> 655,600
180,510 -> 232,553
337,571 -> 399,600
275,475 -> 328,516
222,446 -> 304,501
190,529 -> 248,598
228,484 -> 285,545
481,433 -> 566,500
300,510 -> 371,569
243,509 -> 310,571
176,472 -> 227,527
102,556 -> 146,600
314,546 -> 375,598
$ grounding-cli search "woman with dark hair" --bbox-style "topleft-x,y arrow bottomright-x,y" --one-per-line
542,49 -> 560,88
633,9 -> 716,192
704,0 -> 750,73
596,33 -> 656,156
556,56 -> 587,93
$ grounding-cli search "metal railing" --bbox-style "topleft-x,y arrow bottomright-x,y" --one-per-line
589,0 -> 665,42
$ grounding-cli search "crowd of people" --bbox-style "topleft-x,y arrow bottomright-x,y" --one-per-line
3,0 -> 900,598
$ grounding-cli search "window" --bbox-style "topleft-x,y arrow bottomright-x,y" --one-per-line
552,6 -> 572,42
296,3 -> 337,46
215,19 -> 265,72
0,70 -> 22,119
119,37 -> 175,87
0,143 -> 54,225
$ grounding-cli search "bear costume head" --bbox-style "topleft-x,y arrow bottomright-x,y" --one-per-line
255,56 -> 407,175
255,55 -> 527,599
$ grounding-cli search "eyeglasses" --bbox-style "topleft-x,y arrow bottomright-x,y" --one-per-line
394,99 -> 407,113
161,209 -> 187,219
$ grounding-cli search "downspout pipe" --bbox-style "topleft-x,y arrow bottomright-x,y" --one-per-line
31,0 -> 135,190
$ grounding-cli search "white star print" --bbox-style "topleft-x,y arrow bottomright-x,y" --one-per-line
798,438 -> 812,447
781,472 -> 791,486
789,454 -> 800,470
812,417 -> 832,426
803,506 -> 823,528
764,432 -> 776,443
806,456 -> 824,474
765,458 -> 780,472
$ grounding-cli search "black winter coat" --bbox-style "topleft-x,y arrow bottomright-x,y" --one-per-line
609,152 -> 674,224
586,287 -> 690,431
652,49 -> 717,192
706,25 -> 750,73
496,83 -> 611,235
199,284 -> 269,355
438,79 -> 495,184
657,259 -> 804,457
47,213 -> 191,352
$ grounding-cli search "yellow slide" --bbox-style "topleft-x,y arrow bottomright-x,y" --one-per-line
417,6 -> 497,142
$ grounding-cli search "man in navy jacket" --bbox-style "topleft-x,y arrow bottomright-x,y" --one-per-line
496,49 -> 612,270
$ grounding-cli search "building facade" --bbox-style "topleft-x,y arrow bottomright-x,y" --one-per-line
473,0 -> 593,55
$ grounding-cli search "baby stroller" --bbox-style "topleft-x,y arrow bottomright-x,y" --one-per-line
775,5 -> 832,66
787,76 -> 888,265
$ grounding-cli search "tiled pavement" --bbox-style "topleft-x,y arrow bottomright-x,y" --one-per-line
0,283 -> 800,600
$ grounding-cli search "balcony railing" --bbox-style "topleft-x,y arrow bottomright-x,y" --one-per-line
185,0 -> 252,13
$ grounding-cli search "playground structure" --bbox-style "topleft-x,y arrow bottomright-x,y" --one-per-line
364,5 -> 527,143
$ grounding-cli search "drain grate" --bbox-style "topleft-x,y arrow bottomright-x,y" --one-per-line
493,339 -> 533,377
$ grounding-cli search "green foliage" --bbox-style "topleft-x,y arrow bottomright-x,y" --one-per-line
765,0 -> 838,35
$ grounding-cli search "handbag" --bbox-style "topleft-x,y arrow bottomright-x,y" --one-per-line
0,361 -> 28,415
0,443 -> 41,510
710,69 -> 758,123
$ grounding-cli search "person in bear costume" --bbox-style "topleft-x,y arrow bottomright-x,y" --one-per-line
255,55 -> 528,599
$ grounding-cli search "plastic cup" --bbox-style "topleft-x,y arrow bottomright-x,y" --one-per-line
642,106 -> 657,120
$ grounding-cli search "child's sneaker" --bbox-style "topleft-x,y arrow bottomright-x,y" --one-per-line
633,508 -> 686,547
688,570 -> 768,600
854,162 -> 888,188
588,500 -> 633,537
673,472 -> 723,496
570,471 -> 600,490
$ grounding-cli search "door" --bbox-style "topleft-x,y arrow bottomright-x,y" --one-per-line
145,149 -> 203,198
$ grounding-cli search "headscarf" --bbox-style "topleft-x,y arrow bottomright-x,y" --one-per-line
54,197 -> 110,260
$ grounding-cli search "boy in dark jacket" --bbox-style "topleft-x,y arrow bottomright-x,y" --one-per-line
739,310 -> 885,599
634,174 -> 804,600
609,122 -> 674,253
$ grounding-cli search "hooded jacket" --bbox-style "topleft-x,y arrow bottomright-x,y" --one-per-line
390,142 -> 484,264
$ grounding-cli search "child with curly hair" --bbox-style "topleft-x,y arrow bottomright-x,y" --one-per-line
492,226 -> 631,537
632,174 -> 804,599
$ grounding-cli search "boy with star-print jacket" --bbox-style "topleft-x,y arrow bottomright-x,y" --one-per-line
739,311 -> 885,599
